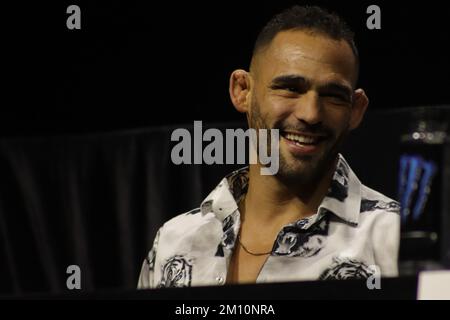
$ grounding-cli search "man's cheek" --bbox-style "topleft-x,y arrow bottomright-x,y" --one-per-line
266,97 -> 293,116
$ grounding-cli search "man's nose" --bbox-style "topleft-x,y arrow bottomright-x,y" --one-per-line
293,91 -> 323,125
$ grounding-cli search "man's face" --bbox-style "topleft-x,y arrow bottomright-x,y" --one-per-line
249,30 -> 359,185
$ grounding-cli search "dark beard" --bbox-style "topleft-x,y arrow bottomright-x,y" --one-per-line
276,132 -> 345,189
248,97 -> 348,189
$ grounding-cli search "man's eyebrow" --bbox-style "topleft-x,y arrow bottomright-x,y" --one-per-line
270,75 -> 352,94
270,75 -> 309,87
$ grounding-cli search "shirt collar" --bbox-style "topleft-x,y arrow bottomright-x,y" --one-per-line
200,167 -> 249,222
319,154 -> 361,226
200,154 -> 361,226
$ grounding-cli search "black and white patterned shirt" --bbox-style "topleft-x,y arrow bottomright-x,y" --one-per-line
138,154 -> 400,288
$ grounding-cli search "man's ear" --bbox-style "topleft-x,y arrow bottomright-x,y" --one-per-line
229,69 -> 251,113
349,88 -> 369,130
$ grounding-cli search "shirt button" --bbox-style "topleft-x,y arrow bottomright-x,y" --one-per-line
216,276 -> 224,284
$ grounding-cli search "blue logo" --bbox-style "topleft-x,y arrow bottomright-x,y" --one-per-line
398,154 -> 437,222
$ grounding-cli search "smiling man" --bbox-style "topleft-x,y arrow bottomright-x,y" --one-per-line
138,5 -> 400,288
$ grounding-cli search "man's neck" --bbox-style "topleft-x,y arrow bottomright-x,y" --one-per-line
241,158 -> 337,229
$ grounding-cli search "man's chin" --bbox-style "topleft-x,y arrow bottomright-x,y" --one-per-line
281,149 -> 322,169
276,160 -> 317,186
276,149 -> 335,186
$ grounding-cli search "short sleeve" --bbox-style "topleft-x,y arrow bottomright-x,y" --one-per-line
372,211 -> 401,277
137,228 -> 161,289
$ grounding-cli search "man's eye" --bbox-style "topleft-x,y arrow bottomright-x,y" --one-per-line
285,87 -> 299,93
322,94 -> 350,103
270,85 -> 300,93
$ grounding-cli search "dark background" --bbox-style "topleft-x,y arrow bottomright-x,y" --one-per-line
4,0 -> 450,136
1,0 -> 449,297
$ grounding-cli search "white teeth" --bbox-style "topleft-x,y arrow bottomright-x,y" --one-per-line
285,133 -> 318,144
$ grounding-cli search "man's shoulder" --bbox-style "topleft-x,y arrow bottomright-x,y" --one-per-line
154,207 -> 222,257
359,184 -> 400,215
159,207 -> 213,234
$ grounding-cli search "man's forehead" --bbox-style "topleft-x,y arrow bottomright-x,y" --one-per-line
255,30 -> 357,86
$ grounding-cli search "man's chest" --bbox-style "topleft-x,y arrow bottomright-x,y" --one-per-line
156,224 -> 377,287
226,246 -> 270,284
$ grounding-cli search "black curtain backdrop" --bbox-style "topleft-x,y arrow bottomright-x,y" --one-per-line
0,122 -> 245,296
0,110 -> 418,296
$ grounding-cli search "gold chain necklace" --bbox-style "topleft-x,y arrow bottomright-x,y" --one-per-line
236,196 -> 272,256
237,234 -> 272,256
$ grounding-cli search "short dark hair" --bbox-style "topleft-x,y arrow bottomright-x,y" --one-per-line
252,5 -> 359,81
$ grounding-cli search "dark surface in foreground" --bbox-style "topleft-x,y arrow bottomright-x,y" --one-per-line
9,276 -> 418,300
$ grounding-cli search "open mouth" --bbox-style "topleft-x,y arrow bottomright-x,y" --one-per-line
281,131 -> 327,147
